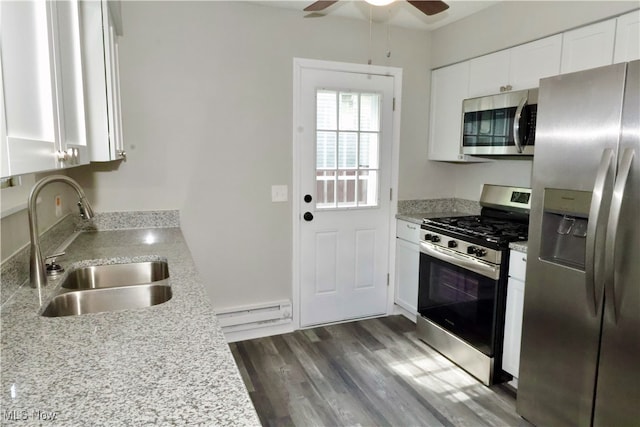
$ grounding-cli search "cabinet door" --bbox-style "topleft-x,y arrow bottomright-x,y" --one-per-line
81,1 -> 125,162
1,55 -> 9,177
614,10 -> 640,64
468,50 -> 510,97
395,238 -> 419,315
104,20 -> 125,159
503,276 -> 525,378
428,62 -> 470,161
561,19 -> 616,74
509,34 -> 562,90
51,0 -> 89,166
1,0 -> 59,176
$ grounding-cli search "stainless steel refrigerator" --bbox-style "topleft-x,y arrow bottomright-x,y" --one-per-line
517,60 -> 639,427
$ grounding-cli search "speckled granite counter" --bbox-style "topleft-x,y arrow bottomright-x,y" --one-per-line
1,228 -> 259,426
509,241 -> 528,253
396,211 -> 472,225
396,198 -> 482,226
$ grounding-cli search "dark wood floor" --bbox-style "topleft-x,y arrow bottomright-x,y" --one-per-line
230,315 -> 526,427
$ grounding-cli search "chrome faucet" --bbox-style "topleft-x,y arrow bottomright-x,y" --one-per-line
28,175 -> 95,289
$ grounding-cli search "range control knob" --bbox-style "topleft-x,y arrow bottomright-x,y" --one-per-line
425,234 -> 433,240
431,235 -> 441,243
475,248 -> 487,257
447,240 -> 457,248
467,246 -> 477,255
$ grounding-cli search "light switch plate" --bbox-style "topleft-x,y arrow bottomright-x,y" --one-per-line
271,185 -> 288,202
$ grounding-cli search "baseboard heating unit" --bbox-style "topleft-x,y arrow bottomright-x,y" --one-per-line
216,300 -> 293,342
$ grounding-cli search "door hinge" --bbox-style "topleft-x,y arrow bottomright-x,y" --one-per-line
392,97 -> 396,111
387,273 -> 390,286
389,188 -> 393,201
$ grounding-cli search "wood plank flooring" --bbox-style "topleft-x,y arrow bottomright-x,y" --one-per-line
230,316 -> 528,427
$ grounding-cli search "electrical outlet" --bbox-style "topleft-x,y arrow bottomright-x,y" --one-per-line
271,185 -> 288,202
55,195 -> 62,217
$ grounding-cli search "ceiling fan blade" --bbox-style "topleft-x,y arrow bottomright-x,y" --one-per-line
304,1 -> 339,12
407,0 -> 449,16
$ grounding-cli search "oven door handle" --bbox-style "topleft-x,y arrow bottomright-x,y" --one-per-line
420,242 -> 500,280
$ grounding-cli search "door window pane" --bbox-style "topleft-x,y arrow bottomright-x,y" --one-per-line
338,132 -> 357,169
316,170 -> 336,208
315,90 -> 382,209
316,131 -> 336,169
339,92 -> 358,131
317,90 -> 337,130
357,170 -> 378,206
337,170 -> 357,208
360,93 -> 380,131
359,133 -> 378,168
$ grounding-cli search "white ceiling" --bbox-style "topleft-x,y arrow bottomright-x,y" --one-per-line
250,0 -> 499,31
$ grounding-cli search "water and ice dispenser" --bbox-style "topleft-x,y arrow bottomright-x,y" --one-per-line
539,188 -> 592,270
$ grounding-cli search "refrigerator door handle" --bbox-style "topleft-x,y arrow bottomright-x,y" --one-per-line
585,148 -> 615,317
604,147 -> 635,324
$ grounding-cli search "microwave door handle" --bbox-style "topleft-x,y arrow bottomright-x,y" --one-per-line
604,147 -> 635,324
512,96 -> 527,153
585,148 -> 615,317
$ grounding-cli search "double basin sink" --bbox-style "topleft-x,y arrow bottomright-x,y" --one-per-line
41,261 -> 172,317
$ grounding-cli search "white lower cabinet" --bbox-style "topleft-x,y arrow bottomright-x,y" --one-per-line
395,220 -> 420,317
503,249 -> 527,381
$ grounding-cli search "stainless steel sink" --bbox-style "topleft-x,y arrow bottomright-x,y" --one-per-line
41,283 -> 172,317
61,261 -> 169,290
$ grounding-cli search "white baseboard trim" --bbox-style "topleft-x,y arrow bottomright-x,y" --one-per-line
392,303 -> 417,323
223,321 -> 295,343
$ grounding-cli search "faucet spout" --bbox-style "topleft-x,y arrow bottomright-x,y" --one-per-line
28,175 -> 94,289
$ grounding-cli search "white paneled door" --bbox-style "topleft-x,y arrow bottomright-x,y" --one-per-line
297,64 -> 395,327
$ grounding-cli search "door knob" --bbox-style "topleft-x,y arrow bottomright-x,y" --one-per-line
303,212 -> 314,221
304,194 -> 312,203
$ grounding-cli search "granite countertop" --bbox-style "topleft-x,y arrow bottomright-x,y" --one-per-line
509,241 -> 528,253
396,211 -> 471,225
0,228 -> 259,426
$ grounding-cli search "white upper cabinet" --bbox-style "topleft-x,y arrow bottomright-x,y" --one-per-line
468,50 -> 510,97
468,35 -> 562,97
0,0 -> 123,179
53,0 -> 90,165
614,10 -> 640,64
561,19 -> 616,74
1,0 -> 89,178
80,1 -> 125,162
428,62 -> 477,162
509,34 -> 563,90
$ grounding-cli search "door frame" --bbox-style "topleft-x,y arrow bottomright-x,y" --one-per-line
292,58 -> 402,330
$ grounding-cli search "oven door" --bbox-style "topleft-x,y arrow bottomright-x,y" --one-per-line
417,242 -> 501,356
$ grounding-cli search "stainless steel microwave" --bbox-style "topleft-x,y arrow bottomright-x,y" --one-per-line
461,88 -> 538,156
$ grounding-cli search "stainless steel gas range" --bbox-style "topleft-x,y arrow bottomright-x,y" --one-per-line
416,184 -> 531,386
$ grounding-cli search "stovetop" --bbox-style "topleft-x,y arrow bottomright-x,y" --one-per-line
422,214 -> 529,248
